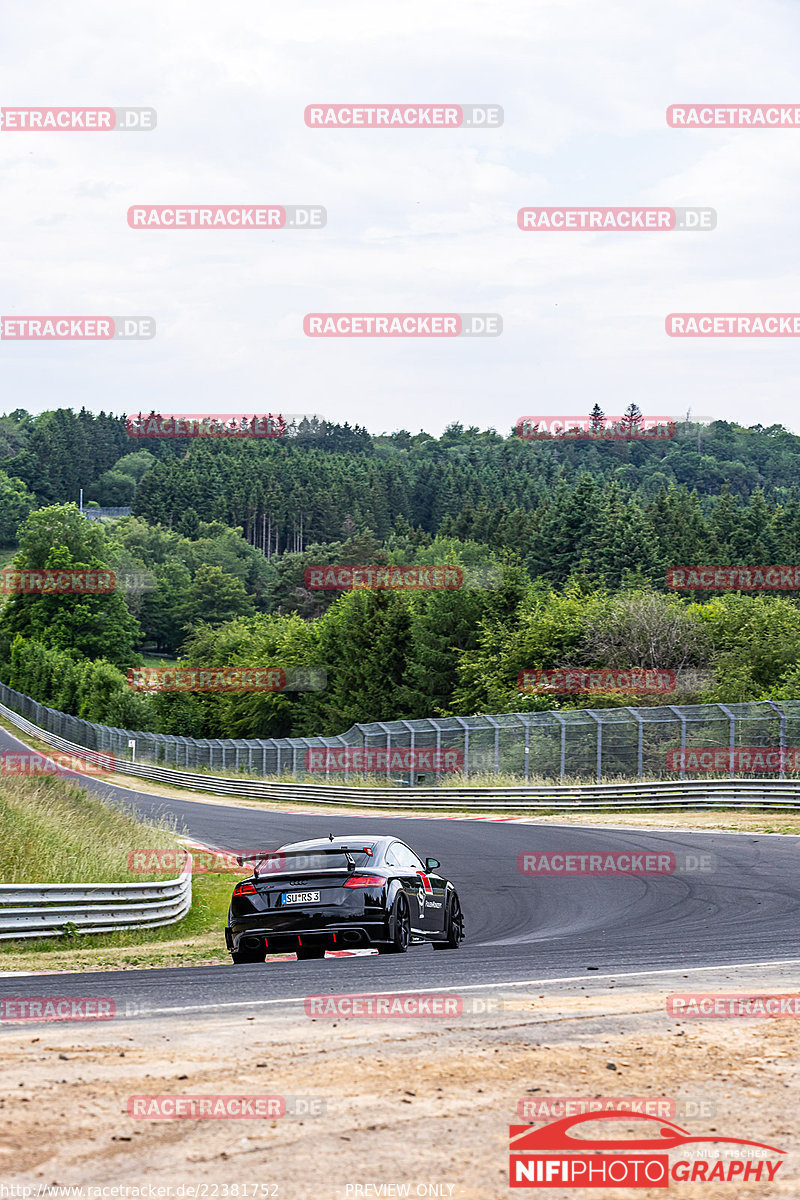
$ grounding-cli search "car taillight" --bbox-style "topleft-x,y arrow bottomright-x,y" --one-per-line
344,874 -> 386,888
233,882 -> 257,896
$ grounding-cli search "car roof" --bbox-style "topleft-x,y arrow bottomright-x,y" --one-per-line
279,835 -> 390,851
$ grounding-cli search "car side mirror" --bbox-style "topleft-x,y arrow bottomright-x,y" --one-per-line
425,857 -> 440,872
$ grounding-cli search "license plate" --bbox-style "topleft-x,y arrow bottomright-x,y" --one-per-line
283,891 -> 320,904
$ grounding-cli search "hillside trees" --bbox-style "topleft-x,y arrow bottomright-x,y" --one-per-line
0,505 -> 140,666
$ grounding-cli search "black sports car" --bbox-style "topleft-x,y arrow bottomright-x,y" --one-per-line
225,834 -> 464,962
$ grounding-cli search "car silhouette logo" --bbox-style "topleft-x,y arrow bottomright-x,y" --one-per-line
509,1111 -> 785,1154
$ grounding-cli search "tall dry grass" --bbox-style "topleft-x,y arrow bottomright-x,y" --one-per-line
0,775 -> 184,883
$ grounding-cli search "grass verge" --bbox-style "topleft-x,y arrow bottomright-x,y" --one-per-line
0,771 -> 235,973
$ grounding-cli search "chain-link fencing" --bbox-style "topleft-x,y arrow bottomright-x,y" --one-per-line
2,682 -> 800,784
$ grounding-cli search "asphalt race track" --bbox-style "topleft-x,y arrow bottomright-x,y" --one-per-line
2,723 -> 799,1016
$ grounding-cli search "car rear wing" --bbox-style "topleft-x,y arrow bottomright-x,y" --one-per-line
237,846 -> 356,878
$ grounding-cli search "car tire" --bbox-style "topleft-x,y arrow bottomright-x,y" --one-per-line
432,893 -> 464,950
378,894 -> 410,954
296,945 -> 326,960
231,942 -> 265,964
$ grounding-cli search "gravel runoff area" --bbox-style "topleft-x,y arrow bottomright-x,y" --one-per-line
0,962 -> 798,1199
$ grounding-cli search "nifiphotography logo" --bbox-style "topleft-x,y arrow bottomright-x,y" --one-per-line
508,1112 -> 784,1188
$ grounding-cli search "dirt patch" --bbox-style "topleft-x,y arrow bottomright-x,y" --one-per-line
1,963 -> 798,1198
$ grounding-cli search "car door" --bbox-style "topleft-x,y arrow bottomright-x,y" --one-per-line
386,840 -> 427,935
417,856 -> 450,935
396,841 -> 442,935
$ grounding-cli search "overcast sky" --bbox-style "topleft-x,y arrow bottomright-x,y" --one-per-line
1,0 -> 798,437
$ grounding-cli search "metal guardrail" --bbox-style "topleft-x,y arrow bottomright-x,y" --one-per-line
2,699 -> 800,811
0,859 -> 192,941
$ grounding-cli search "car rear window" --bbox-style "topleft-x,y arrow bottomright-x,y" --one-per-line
281,846 -> 376,871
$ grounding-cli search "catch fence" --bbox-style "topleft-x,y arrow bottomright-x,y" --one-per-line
1,682 -> 798,784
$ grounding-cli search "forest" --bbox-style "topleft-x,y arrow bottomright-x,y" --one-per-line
2,407 -> 800,740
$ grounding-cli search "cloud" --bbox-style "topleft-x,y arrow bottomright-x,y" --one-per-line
0,0 -> 798,433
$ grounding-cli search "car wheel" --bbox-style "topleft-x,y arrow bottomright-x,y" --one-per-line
231,942 -> 265,964
296,945 -> 326,960
378,894 -> 410,954
432,893 -> 464,950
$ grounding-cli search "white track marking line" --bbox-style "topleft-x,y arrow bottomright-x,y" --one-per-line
49,957 -> 800,1019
